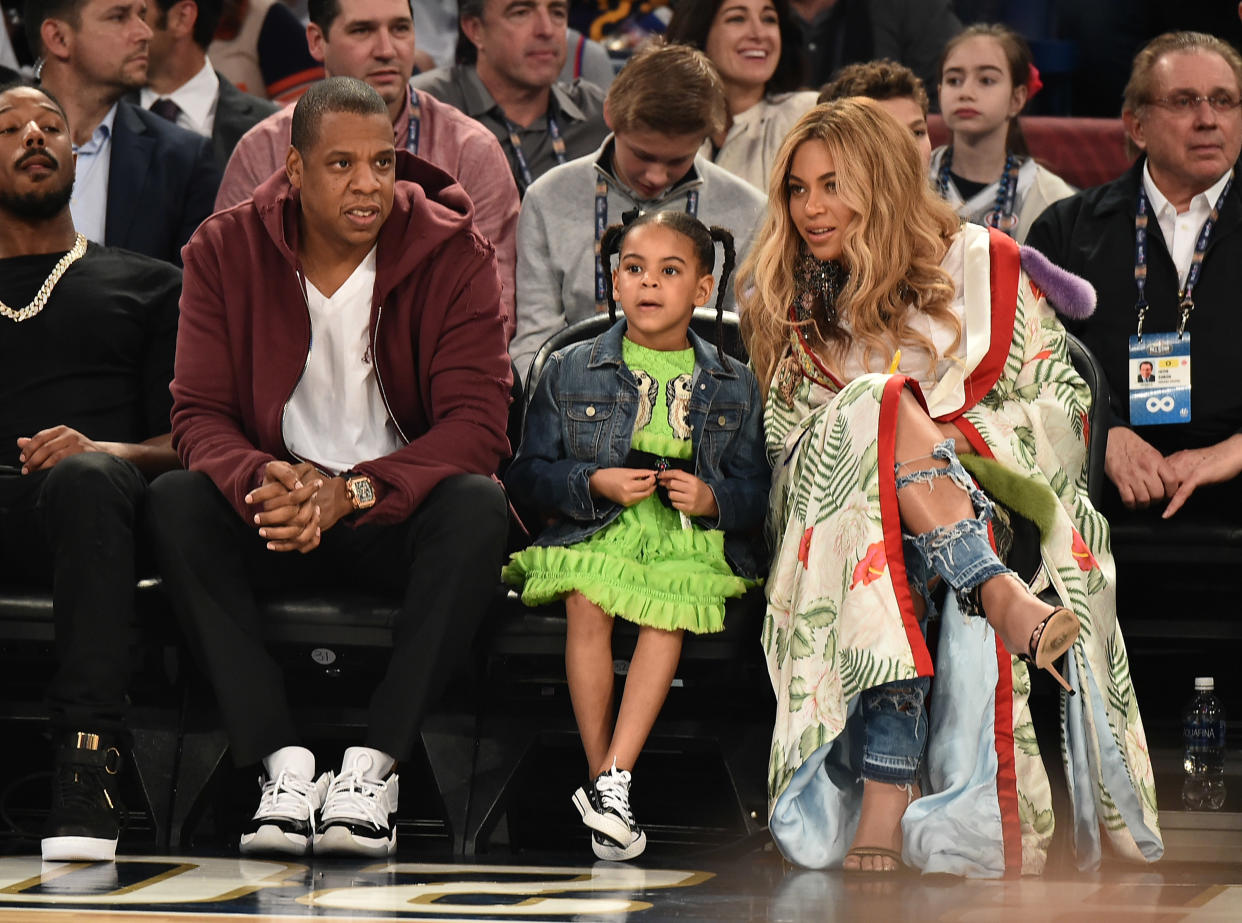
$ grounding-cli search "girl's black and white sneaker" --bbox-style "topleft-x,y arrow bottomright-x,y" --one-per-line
591,828 -> 647,861
572,761 -> 646,860
239,770 -> 330,856
314,753 -> 399,857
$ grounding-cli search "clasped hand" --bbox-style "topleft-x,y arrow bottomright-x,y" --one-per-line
245,461 -> 355,553
1105,427 -> 1242,518
588,467 -> 719,518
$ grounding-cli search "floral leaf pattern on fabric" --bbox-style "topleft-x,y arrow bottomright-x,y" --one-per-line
763,243 -> 1160,872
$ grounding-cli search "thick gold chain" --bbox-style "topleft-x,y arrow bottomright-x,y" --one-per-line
0,233 -> 88,323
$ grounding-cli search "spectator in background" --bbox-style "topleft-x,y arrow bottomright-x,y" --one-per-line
818,59 -> 932,171
787,0 -> 960,95
509,40 -> 765,377
27,0 -> 219,264
147,78 -> 511,858
216,0 -> 520,338
209,0 -> 323,101
412,0 -> 608,198
931,24 -> 1074,243
666,0 -> 817,191
0,82 -> 181,864
1028,31 -> 1242,522
411,0 -> 612,85
141,0 -> 279,170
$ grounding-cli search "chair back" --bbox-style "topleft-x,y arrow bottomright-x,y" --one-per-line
523,308 -> 746,410
1064,331 -> 1109,508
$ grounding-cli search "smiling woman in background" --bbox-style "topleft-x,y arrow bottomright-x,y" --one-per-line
666,0 -> 817,190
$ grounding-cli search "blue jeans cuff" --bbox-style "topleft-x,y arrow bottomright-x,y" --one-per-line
860,677 -> 930,784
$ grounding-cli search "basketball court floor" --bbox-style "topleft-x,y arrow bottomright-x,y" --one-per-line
0,846 -> 1241,921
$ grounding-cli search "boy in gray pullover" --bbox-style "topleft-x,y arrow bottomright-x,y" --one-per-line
510,41 -> 767,379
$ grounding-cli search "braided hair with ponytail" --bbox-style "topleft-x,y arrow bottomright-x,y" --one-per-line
599,210 -> 737,364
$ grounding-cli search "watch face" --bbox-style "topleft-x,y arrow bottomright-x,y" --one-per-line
350,476 -> 376,508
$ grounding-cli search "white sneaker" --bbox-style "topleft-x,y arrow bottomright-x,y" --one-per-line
238,769 -> 330,856
314,753 -> 399,857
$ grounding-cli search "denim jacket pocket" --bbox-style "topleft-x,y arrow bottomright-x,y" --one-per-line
701,402 -> 744,459
565,399 -> 615,460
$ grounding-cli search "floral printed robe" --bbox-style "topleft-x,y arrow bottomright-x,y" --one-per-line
764,225 -> 1162,876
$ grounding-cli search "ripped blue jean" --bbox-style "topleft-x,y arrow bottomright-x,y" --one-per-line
861,676 -> 931,784
859,440 -> 1014,783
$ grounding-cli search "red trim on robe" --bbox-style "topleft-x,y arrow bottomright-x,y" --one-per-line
952,416 -> 1024,875
877,375 -> 934,677
938,228 -> 1022,422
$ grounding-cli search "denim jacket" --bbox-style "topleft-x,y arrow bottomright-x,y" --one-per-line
505,320 -> 770,578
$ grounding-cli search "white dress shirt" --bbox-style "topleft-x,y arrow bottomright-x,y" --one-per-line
140,58 -> 220,137
281,247 -> 405,474
70,104 -> 118,245
1142,161 -> 1233,288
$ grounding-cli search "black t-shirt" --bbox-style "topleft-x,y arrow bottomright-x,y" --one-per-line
0,243 -> 181,470
949,171 -> 990,201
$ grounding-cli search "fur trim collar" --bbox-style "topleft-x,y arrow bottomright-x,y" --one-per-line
1019,245 -> 1095,320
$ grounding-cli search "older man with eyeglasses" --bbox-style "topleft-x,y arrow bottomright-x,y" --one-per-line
1028,31 -> 1242,523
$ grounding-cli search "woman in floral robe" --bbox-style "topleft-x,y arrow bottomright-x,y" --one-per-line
738,99 -> 1162,876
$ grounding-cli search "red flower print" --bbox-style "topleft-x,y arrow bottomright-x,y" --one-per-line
851,541 -> 888,588
1029,279 -> 1045,302
798,527 -> 813,568
1033,349 -> 1052,361
1079,409 -> 1090,445
1070,529 -> 1097,572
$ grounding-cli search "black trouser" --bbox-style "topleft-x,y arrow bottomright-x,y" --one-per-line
0,453 -> 148,733
145,470 -> 508,766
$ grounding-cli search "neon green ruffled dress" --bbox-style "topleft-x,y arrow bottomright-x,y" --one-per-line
503,340 -> 751,634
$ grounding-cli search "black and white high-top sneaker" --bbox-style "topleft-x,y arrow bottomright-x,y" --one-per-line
572,761 -> 646,861
41,731 -> 125,862
239,770 -> 330,856
314,751 -> 399,857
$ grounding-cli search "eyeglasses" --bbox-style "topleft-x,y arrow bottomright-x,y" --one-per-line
1146,93 -> 1242,114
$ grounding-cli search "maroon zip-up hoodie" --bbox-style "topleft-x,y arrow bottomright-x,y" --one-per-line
172,151 -> 512,526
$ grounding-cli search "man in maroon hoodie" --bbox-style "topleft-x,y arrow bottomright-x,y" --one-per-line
145,77 -> 511,858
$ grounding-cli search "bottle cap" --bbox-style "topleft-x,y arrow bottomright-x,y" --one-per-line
1195,676 -> 1215,691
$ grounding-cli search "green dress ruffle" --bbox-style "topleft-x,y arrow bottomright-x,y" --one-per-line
503,339 -> 751,634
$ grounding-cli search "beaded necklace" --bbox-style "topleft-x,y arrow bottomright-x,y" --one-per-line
938,147 -> 1021,237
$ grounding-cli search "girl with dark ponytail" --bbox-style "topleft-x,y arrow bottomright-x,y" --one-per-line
503,210 -> 768,863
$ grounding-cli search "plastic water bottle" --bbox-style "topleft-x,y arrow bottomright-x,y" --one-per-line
1182,677 -> 1227,810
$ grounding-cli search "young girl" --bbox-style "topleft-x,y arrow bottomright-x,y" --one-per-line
503,211 -> 769,861
931,24 -> 1074,243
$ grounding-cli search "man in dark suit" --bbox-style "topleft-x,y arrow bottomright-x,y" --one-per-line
25,0 -> 220,265
142,0 -> 278,170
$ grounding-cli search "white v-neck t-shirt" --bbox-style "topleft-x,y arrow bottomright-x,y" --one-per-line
281,247 -> 404,473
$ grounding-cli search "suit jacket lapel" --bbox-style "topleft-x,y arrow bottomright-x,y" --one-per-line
105,102 -> 155,249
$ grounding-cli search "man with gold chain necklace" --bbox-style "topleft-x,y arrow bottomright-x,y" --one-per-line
0,81 -> 181,862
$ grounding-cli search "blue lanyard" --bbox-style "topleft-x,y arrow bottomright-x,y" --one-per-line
406,86 -> 420,155
1133,172 -> 1233,339
503,113 -> 566,194
593,180 -> 699,312
938,148 -> 1020,237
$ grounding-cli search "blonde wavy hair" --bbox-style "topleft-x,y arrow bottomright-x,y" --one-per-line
738,97 -> 961,399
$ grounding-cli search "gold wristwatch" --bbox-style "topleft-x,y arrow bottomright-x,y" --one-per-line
344,472 -> 376,512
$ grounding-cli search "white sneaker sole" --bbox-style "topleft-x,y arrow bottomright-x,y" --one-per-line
571,787 -> 632,845
314,825 -> 396,857
239,825 -> 311,856
41,835 -> 117,862
591,829 -> 647,861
